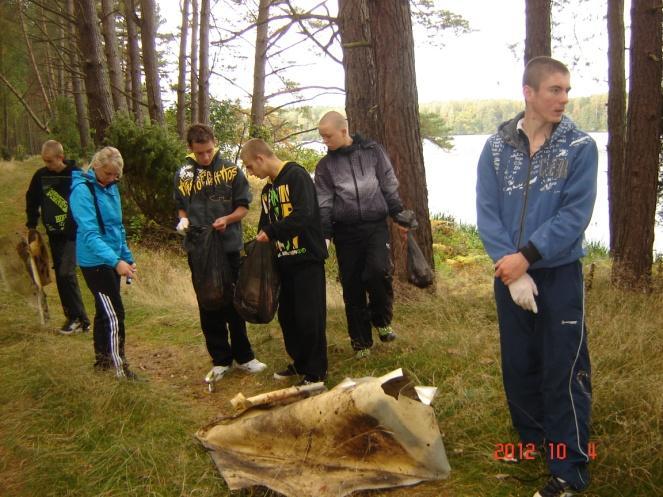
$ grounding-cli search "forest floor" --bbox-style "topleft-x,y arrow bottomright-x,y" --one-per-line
0,158 -> 661,497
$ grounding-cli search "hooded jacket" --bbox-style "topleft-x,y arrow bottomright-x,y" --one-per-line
476,113 -> 598,269
69,169 -> 133,268
173,149 -> 250,253
25,159 -> 80,236
314,135 -> 403,238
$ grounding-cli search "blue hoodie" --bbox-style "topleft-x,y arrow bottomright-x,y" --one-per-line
476,113 -> 598,269
70,169 -> 134,268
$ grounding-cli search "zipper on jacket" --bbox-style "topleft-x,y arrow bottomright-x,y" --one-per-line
349,156 -> 363,221
516,147 -> 543,247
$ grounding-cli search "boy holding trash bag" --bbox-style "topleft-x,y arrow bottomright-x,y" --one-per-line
174,124 -> 266,390
240,138 -> 328,385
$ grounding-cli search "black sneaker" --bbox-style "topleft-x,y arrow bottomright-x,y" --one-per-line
59,318 -> 83,335
377,325 -> 397,342
534,477 -> 576,497
81,320 -> 91,332
273,364 -> 299,380
296,375 -> 325,386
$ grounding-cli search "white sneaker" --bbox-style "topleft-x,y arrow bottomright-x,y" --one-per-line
235,358 -> 267,374
204,365 -> 230,384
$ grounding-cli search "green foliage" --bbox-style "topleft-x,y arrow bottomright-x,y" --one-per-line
105,113 -> 186,227
50,96 -> 88,159
274,143 -> 324,173
420,111 -> 454,150
209,99 -> 249,163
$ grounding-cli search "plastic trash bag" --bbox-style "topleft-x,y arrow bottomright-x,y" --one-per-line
407,231 -> 434,288
185,226 -> 233,310
233,240 -> 280,323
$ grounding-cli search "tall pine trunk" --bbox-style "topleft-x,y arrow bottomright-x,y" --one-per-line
249,0 -> 270,137
612,0 -> 662,290
176,0 -> 190,139
124,0 -> 143,122
524,0 -> 551,63
75,0 -> 114,145
190,0 -> 199,123
607,0 -> 626,255
197,0 -> 210,125
67,0 -> 90,152
140,0 -> 164,124
101,0 -> 128,112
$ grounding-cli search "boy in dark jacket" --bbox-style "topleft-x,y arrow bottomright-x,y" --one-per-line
240,138 -> 328,384
174,124 -> 266,389
25,140 -> 89,334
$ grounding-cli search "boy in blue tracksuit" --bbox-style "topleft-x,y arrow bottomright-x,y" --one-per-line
476,57 -> 597,497
70,147 -> 138,380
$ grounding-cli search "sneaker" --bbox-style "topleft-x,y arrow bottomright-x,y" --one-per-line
377,325 -> 397,342
236,358 -> 267,374
205,365 -> 230,384
273,364 -> 300,380
81,320 -> 91,332
59,318 -> 83,335
119,368 -> 144,382
296,375 -> 325,386
534,477 -> 576,497
355,348 -> 371,359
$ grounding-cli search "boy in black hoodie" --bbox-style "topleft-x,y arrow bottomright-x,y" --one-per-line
25,140 -> 90,334
240,138 -> 328,384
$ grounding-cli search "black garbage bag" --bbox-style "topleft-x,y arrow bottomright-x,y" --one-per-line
407,231 -> 434,288
185,226 -> 233,310
233,240 -> 280,323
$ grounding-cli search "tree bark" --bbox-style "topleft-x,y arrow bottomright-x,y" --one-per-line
66,0 -> 90,152
190,0 -> 199,123
140,0 -> 165,124
75,0 -> 114,145
101,0 -> 128,112
524,0 -> 551,63
197,0 -> 210,125
367,0 -> 433,275
249,0 -> 270,137
176,0 -> 190,139
607,0 -> 626,255
612,0 -> 662,290
124,0 -> 143,122
338,0 -> 378,138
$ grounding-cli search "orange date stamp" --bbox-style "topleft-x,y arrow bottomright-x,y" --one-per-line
493,442 -> 598,461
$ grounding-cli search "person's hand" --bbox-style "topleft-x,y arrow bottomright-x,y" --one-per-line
115,260 -> 136,279
396,223 -> 409,241
508,273 -> 538,313
325,239 -> 330,249
176,217 -> 189,235
212,216 -> 228,232
256,231 -> 269,242
495,252 -> 529,285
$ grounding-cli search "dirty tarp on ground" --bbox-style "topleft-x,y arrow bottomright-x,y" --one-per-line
196,369 -> 451,497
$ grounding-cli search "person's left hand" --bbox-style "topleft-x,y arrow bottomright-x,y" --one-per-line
495,252 -> 529,285
396,224 -> 409,240
212,216 -> 228,232
256,231 -> 270,242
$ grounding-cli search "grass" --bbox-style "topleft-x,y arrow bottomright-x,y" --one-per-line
0,158 -> 661,496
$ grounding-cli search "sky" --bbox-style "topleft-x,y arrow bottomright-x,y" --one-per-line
158,0 -> 626,108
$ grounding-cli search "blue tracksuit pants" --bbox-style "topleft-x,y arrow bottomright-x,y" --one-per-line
494,260 -> 592,490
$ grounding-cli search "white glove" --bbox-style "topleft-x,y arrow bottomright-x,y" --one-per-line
176,217 -> 189,235
508,273 -> 538,313
325,239 -> 331,250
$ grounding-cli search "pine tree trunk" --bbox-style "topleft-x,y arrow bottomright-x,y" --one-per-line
250,0 -> 270,137
124,0 -> 143,122
612,0 -> 662,290
607,0 -> 626,255
190,0 -> 199,123
197,0 -> 210,125
67,0 -> 90,153
140,0 -> 165,124
19,5 -> 52,117
367,0 -> 433,275
524,0 -> 551,63
176,0 -> 190,139
75,0 -> 114,145
101,0 -> 128,112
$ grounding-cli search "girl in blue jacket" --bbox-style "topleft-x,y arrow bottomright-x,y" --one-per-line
70,147 -> 138,380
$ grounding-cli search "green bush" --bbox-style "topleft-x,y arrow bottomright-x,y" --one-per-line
105,113 -> 186,227
51,96 -> 89,158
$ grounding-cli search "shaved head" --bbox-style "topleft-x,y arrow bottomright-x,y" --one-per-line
319,111 -> 348,130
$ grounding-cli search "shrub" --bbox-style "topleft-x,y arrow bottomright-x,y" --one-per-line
105,113 -> 186,227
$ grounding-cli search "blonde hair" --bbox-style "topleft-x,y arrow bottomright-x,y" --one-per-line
90,146 -> 124,178
240,138 -> 275,161
41,140 -> 64,157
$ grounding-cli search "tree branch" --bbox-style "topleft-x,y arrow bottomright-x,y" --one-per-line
275,126 -> 317,143
0,72 -> 51,133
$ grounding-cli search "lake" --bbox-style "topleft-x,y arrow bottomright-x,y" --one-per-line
423,133 -> 663,253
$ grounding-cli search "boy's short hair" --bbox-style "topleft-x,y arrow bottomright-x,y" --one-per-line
90,146 -> 124,178
186,124 -> 215,146
41,140 -> 64,157
240,138 -> 275,160
523,56 -> 570,90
